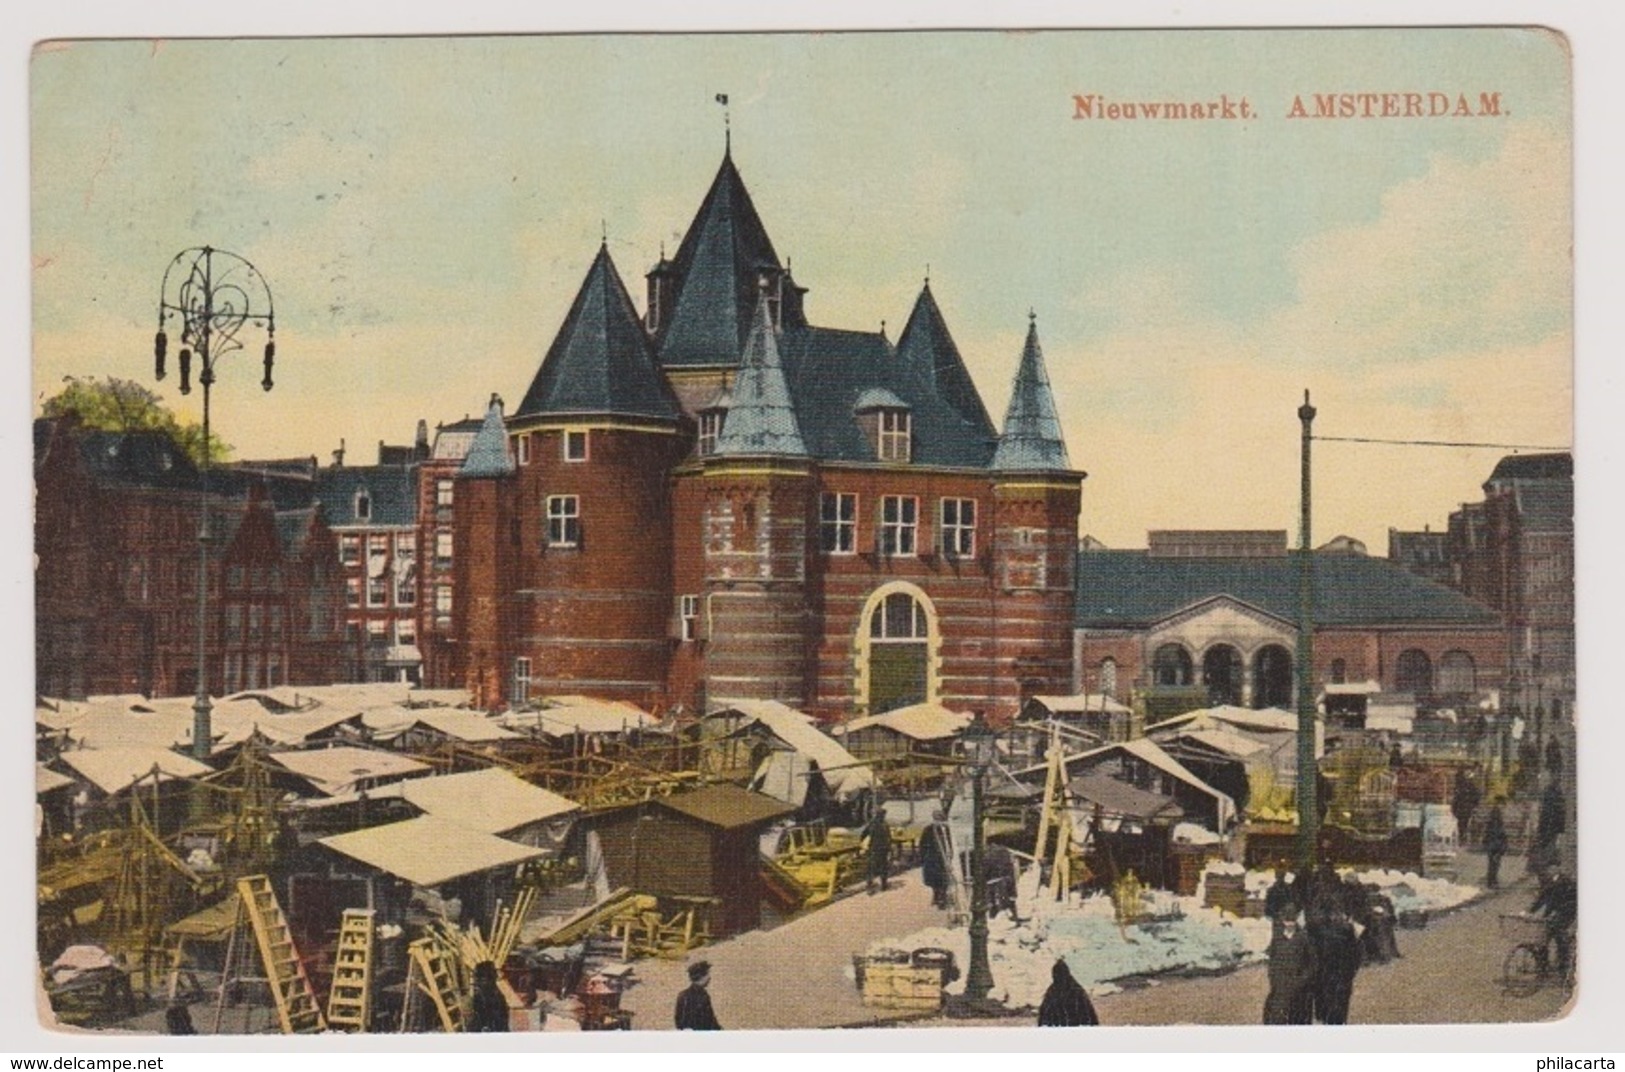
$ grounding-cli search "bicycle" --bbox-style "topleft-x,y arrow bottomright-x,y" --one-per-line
1500,913 -> 1571,996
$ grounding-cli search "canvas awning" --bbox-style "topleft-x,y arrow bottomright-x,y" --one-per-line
705,699 -> 875,802
57,746 -> 213,796
37,765 -> 75,796
318,815 -> 542,887
1068,769 -> 1186,823
498,701 -> 661,737
397,768 -> 578,834
362,706 -> 520,743
268,746 -> 430,796
836,702 -> 971,742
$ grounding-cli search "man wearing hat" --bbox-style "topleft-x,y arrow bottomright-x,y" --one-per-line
674,959 -> 722,1030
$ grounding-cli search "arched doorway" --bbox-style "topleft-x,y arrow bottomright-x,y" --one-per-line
1252,645 -> 1294,709
1202,644 -> 1244,707
858,586 -> 937,714
1152,643 -> 1193,687
1395,649 -> 1433,695
1437,650 -> 1476,695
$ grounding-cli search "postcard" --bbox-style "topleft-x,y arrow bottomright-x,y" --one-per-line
27,26 -> 1577,1038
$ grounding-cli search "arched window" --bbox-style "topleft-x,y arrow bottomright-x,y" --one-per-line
1202,645 -> 1243,707
870,592 -> 927,639
1152,644 -> 1193,687
862,589 -> 934,713
1252,645 -> 1294,709
1437,650 -> 1477,694
1099,658 -> 1118,699
1330,658 -> 1347,685
1395,649 -> 1434,695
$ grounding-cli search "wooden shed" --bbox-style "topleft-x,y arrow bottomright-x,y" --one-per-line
590,784 -> 796,936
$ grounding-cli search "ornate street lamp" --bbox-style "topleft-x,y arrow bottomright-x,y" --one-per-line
961,712 -> 998,1006
152,246 -> 277,760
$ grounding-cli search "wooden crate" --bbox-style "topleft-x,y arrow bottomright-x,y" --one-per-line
860,963 -> 946,1011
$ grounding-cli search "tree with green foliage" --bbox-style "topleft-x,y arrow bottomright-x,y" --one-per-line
41,376 -> 231,466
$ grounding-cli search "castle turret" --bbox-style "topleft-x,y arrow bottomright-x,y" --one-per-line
451,394 -> 519,709
507,244 -> 686,710
990,315 -> 1084,714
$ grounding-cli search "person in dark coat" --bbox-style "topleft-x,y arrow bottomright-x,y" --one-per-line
1530,870 -> 1577,981
920,810 -> 953,909
1036,958 -> 1098,1026
1452,769 -> 1482,836
1263,914 -> 1316,1024
1307,897 -> 1362,1024
674,960 -> 722,1030
468,960 -> 508,1033
865,809 -> 893,894
1358,884 -> 1402,963
1531,781 -> 1566,873
1264,862 -> 1299,926
164,1001 -> 197,1035
1545,736 -> 1564,777
1483,797 -> 1510,889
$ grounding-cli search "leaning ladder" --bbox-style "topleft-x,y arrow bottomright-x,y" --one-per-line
324,908 -> 375,1032
237,874 -> 326,1034
402,938 -> 465,1033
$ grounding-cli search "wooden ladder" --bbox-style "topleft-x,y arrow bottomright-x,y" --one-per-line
237,875 -> 326,1034
403,938 -> 465,1033
324,908 -> 374,1032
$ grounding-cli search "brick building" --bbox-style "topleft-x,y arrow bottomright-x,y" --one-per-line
317,461 -> 423,684
1447,453 -> 1574,720
34,417 -> 346,699
438,147 -> 1085,721
1073,530 -> 1507,721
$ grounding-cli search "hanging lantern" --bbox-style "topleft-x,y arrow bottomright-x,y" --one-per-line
154,330 -> 168,380
178,348 -> 192,395
262,339 -> 275,391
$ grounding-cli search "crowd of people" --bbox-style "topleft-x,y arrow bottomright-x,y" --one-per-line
1261,862 -> 1404,1025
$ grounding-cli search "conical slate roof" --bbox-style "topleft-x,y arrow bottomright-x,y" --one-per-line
991,318 -> 1071,471
713,294 -> 807,458
460,395 -> 515,478
516,245 -> 680,421
894,281 -> 996,439
657,151 -> 784,367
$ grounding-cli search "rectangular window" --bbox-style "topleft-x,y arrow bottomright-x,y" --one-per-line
820,492 -> 857,554
395,568 -> 416,606
396,617 -> 417,646
266,654 -> 283,688
547,495 -> 581,548
513,656 -> 532,701
564,430 -> 589,462
248,606 -> 264,641
245,654 -> 260,691
879,495 -> 918,556
940,498 -> 977,557
223,653 -> 242,695
698,412 -> 723,457
227,565 -> 245,590
345,577 -> 361,608
268,606 -> 283,639
394,532 -> 415,558
879,410 -> 912,462
340,534 -> 361,566
435,585 -> 453,616
680,594 -> 700,641
516,434 -> 531,466
368,575 -> 389,607
435,531 -> 453,564
436,479 -> 454,508
368,534 -> 388,557
225,605 -> 243,642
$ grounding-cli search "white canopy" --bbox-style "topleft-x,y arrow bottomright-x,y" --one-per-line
397,768 -> 578,834
268,746 -> 431,796
318,815 -> 542,887
362,706 -> 521,743
836,702 -> 971,742
57,746 -> 213,796
705,699 -> 875,802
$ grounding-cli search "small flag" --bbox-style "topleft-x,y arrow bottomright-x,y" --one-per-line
715,93 -> 729,105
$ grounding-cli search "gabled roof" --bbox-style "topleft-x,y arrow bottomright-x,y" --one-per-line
652,784 -> 797,830
316,465 -> 418,527
516,244 -> 680,422
704,699 -> 875,799
268,746 -> 431,797
837,702 -> 971,742
397,768 -> 578,833
991,318 -> 1071,472
894,282 -> 996,439
58,746 -> 214,797
657,151 -> 785,367
459,396 -> 514,479
713,296 -> 807,458
1075,549 -> 1503,628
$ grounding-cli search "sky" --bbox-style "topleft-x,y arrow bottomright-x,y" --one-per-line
29,28 -> 1572,552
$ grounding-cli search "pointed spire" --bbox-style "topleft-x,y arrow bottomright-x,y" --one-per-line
461,394 -> 515,477
516,245 -> 680,421
714,291 -> 807,458
991,315 -> 1071,471
657,150 -> 785,367
893,280 -> 996,438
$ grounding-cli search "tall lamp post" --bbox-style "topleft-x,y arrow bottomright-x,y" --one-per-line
1295,390 -> 1319,873
961,714 -> 998,1006
152,246 -> 277,760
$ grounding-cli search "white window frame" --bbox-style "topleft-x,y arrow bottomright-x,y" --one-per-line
516,434 -> 531,466
697,411 -> 723,457
339,534 -> 361,566
368,574 -> 389,607
354,489 -> 371,521
547,495 -> 581,548
345,578 -> 361,608
879,495 -> 918,556
820,492 -> 857,555
394,532 -> 415,558
396,617 -> 417,646
940,498 -> 977,557
367,619 -> 388,640
436,479 -> 454,508
878,410 -> 912,462
435,530 -> 454,564
435,585 -> 453,615
680,594 -> 700,641
564,430 -> 589,463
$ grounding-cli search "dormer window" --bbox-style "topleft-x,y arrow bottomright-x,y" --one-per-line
354,488 -> 371,521
878,410 -> 912,462
698,410 -> 724,456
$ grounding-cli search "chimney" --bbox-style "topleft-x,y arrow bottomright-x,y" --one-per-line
332,438 -> 346,468
415,419 -> 430,460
